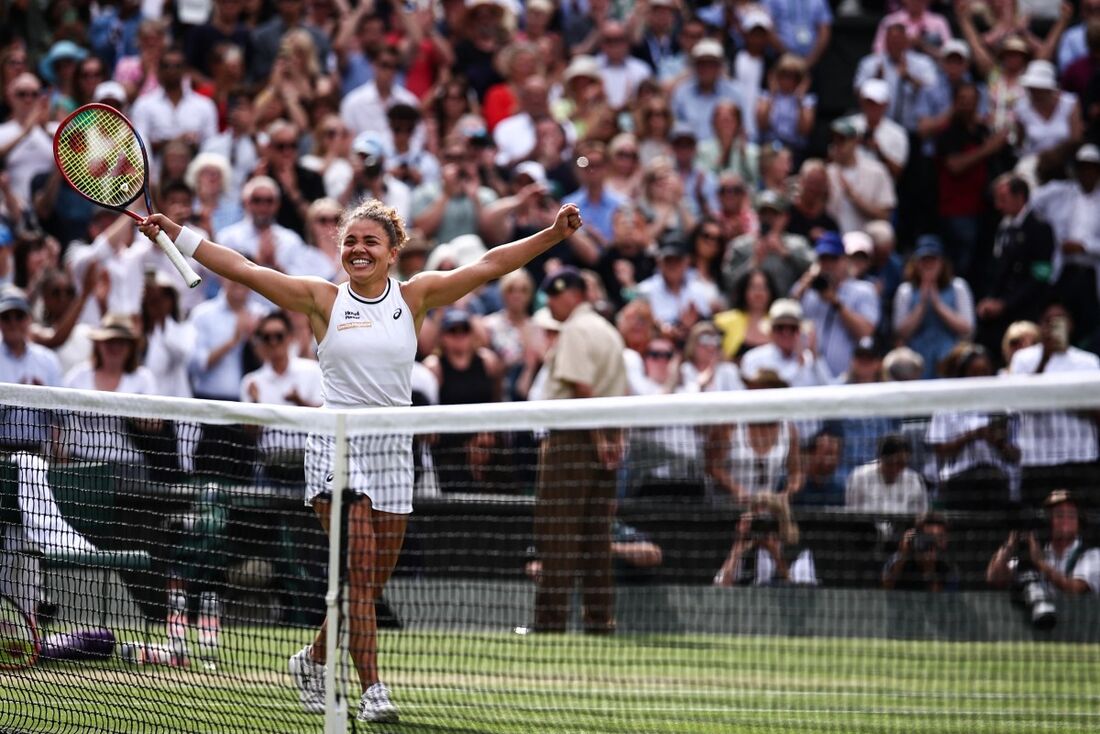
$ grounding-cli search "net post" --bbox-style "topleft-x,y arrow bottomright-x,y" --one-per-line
323,412 -> 349,734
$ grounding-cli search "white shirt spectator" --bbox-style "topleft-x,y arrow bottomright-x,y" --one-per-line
740,342 -> 833,388
1008,344 -> 1100,466
679,361 -> 744,393
130,84 -> 218,148
339,81 -> 420,149
241,357 -> 323,455
0,122 -> 54,206
636,273 -> 718,326
1015,91 -> 1078,158
733,50 -> 766,142
216,219 -> 335,279
493,112 -> 539,166
0,341 -> 62,449
734,546 -> 818,585
596,54 -> 652,110
62,364 -> 158,465
143,318 -> 196,398
1030,180 -> 1100,284
848,113 -> 910,172
846,461 -> 927,514
826,155 -> 897,234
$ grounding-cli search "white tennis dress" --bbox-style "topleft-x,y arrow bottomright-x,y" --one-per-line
304,279 -> 417,513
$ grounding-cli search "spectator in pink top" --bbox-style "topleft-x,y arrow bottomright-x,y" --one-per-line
873,0 -> 953,57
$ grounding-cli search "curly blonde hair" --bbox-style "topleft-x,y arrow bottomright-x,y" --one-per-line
339,198 -> 410,251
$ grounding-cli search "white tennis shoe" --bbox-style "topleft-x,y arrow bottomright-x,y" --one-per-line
356,682 -> 399,723
288,646 -> 326,714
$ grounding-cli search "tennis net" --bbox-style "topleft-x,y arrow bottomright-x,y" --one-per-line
1,374 -> 1099,733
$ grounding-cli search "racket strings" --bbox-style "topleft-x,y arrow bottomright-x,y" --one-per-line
55,107 -> 147,208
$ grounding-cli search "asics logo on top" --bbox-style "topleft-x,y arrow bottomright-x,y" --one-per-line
392,308 -> 402,320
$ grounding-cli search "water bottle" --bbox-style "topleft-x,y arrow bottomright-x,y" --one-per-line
167,589 -> 189,668
198,591 -> 220,671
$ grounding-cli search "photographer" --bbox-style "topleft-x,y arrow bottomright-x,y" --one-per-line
987,491 -> 1100,596
792,231 -> 880,379
882,512 -> 959,592
713,495 -> 817,587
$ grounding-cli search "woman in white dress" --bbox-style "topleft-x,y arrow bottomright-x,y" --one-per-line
140,199 -> 583,723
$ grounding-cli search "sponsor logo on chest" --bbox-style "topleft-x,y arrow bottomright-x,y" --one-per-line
337,309 -> 373,330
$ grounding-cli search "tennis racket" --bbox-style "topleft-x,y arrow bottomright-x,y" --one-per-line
52,103 -> 202,288
0,593 -> 39,670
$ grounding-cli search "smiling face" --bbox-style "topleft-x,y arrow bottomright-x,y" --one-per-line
340,218 -> 397,288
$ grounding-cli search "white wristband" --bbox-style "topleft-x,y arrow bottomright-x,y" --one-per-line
174,227 -> 203,258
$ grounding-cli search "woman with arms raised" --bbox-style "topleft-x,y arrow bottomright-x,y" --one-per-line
140,198 -> 582,723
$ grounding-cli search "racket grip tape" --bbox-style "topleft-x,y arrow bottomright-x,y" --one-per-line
150,230 -> 202,289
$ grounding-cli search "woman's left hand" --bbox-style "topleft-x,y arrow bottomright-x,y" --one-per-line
551,203 -> 583,240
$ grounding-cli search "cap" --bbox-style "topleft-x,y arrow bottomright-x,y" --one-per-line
657,241 -> 688,259
941,39 -> 970,60
352,132 -> 386,165
92,81 -> 127,104
742,11 -> 772,31
440,308 -> 472,331
768,298 -> 803,324
843,231 -> 873,257
1044,489 -> 1079,509
0,286 -> 30,315
1020,60 -> 1057,90
755,190 -> 788,212
1076,143 -> 1100,164
527,0 -> 555,12
670,122 -> 697,142
999,35 -> 1031,56
853,335 -> 881,358
830,117 -> 858,138
814,231 -> 845,257
540,266 -> 587,296
691,38 -> 725,61
514,160 -> 547,185
466,0 -> 505,12
563,55 -> 601,83
649,0 -> 678,8
89,313 -> 138,341
531,306 -> 562,332
914,233 -> 944,259
859,78 -> 891,105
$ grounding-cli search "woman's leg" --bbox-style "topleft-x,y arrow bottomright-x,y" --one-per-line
307,497 -> 408,691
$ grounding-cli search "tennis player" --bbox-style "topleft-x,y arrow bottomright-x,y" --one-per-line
140,199 -> 582,723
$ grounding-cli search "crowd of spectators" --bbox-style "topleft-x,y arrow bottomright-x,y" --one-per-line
1,0 -> 1099,516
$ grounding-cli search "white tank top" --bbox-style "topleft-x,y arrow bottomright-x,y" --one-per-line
727,421 -> 791,495
316,279 -> 416,409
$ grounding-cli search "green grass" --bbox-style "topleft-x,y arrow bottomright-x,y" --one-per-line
3,627 -> 1099,733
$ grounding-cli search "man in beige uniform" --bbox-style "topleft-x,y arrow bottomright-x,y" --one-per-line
527,267 -> 628,634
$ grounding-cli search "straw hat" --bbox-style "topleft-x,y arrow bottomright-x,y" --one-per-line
89,313 -> 138,342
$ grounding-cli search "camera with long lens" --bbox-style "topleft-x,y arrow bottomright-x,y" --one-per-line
1011,536 -> 1056,630
810,274 -> 831,293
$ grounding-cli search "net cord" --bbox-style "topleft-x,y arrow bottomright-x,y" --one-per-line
1,373 -> 1098,436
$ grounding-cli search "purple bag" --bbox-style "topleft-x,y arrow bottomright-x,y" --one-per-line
40,628 -> 116,661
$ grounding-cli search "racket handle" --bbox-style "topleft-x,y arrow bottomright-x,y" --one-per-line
150,230 -> 202,289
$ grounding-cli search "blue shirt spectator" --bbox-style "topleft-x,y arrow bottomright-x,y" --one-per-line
671,40 -> 743,142
764,0 -> 833,60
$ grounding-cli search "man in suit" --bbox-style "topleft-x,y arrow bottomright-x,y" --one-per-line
976,173 -> 1054,361
631,0 -> 680,77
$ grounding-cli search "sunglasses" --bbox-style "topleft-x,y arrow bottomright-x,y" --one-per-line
250,196 -> 277,204
13,89 -> 38,99
257,331 -> 287,344
720,185 -> 746,195
444,325 -> 471,335
0,310 -> 28,323
772,323 -> 799,334
322,128 -> 343,138
271,141 -> 297,151
80,69 -> 104,78
614,150 -> 639,159
1007,338 -> 1025,348
645,350 -> 674,360
390,123 -> 415,133
160,62 -> 185,70
315,215 -> 340,225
